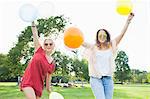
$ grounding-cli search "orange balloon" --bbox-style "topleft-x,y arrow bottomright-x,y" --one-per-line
64,27 -> 84,48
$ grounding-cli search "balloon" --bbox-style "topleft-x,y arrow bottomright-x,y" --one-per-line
49,92 -> 64,99
19,4 -> 38,22
117,0 -> 131,2
116,1 -> 133,15
38,1 -> 55,18
64,27 -> 84,49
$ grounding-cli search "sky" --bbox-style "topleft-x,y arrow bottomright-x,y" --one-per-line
0,0 -> 150,71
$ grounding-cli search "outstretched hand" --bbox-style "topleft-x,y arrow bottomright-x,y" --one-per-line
127,13 -> 134,22
46,85 -> 52,93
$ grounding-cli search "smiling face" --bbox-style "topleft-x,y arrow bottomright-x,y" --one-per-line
98,30 -> 107,43
43,39 -> 55,53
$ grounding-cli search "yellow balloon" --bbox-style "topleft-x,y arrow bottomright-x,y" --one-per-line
117,0 -> 131,2
116,1 -> 133,15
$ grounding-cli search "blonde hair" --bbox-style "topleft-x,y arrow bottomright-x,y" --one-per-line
43,38 -> 53,44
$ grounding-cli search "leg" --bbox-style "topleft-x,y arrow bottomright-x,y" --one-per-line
103,76 -> 114,99
90,77 -> 105,99
22,87 -> 36,99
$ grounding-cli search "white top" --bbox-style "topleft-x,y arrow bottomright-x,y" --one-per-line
82,40 -> 117,78
95,48 -> 113,76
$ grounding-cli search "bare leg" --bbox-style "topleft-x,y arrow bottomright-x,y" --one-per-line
22,87 -> 36,99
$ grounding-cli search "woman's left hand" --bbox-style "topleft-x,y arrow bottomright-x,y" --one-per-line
46,85 -> 52,93
127,12 -> 135,22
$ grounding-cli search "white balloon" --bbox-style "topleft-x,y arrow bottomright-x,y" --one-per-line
49,92 -> 64,99
38,1 -> 55,18
19,4 -> 38,22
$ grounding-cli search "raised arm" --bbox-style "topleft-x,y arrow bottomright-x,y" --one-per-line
115,13 -> 134,46
31,21 -> 41,51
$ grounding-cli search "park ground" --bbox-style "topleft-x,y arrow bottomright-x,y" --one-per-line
0,82 -> 150,99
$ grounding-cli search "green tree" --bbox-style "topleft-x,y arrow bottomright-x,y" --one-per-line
114,50 -> 131,84
130,69 -> 148,83
131,69 -> 149,83
0,54 -> 10,81
71,58 -> 89,87
137,71 -> 147,83
147,73 -> 150,83
130,69 -> 141,83
52,51 -> 72,83
81,59 -> 89,81
52,51 -> 71,76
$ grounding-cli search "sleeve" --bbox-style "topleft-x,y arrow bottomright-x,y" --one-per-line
35,46 -> 44,54
48,60 -> 56,74
82,44 -> 94,60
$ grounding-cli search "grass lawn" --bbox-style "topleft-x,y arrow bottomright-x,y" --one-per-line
0,82 -> 150,99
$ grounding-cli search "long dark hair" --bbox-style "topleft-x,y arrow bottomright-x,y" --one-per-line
96,29 -> 111,48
